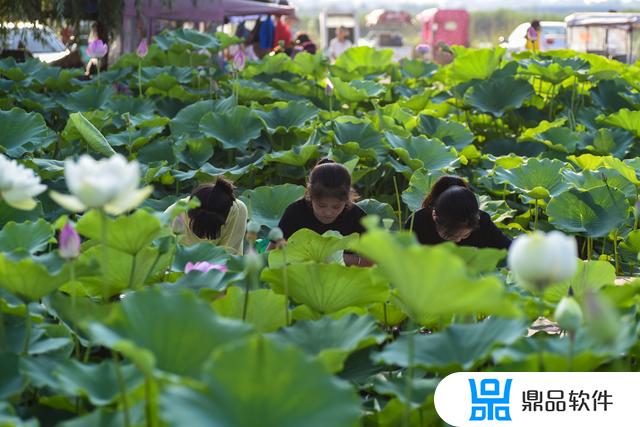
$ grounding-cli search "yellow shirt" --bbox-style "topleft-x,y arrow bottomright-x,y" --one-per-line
165,197 -> 248,255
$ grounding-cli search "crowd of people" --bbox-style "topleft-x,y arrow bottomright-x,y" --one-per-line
166,159 -> 512,266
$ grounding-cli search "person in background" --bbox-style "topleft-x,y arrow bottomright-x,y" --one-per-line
525,20 -> 542,52
404,176 -> 511,249
328,26 -> 352,62
273,15 -> 292,49
274,159 -> 372,266
292,33 -> 317,56
164,178 -> 248,255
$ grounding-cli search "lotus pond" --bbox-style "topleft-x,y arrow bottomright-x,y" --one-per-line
1,29 -> 640,426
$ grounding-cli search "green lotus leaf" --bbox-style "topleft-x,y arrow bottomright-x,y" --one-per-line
598,108 -> 640,137
0,352 -> 23,399
66,112 -> 116,156
582,128 -> 634,158
518,58 -> 580,85
352,230 -> 521,324
172,242 -> 230,272
106,96 -> 157,116
59,85 -> 117,112
401,169 -> 445,212
76,209 -> 163,255
43,292 -> 110,341
518,118 -> 567,141
154,28 -> 221,51
590,79 -> 633,112
544,260 -> 615,303
264,144 -> 319,166
439,242 -> 508,276
290,51 -> 328,79
240,184 -> 305,229
399,59 -> 438,79
562,168 -> 637,199
547,187 -> 630,238
568,154 -> 640,185
56,408 -> 140,427
356,199 -> 396,224
463,77 -> 534,117
440,47 -> 505,84
373,317 -> 528,371
159,335 -> 360,427
494,158 -> 570,200
333,46 -> 393,76
386,133 -> 458,172
254,101 -> 319,133
0,219 -> 53,257
267,229 -> 359,268
416,115 -> 474,150
199,106 -> 264,151
212,286 -> 287,333
174,137 -> 214,168
0,253 -> 70,301
261,263 -> 389,315
171,98 -> 233,138
332,118 -> 387,160
535,127 -> 583,153
478,196 -> 517,224
332,78 -> 386,103
0,108 -> 51,157
270,314 -> 386,373
87,287 -> 252,377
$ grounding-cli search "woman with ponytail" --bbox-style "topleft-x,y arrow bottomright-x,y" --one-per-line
165,178 -> 248,255
404,176 -> 511,249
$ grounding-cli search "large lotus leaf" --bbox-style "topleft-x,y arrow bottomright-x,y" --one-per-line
160,335 -> 360,427
0,219 -> 53,257
264,144 -> 319,166
192,151 -> 265,178
581,128 -> 634,158
332,118 -> 386,156
598,108 -> 640,137
87,287 -> 252,377
57,408 -> 142,427
270,314 -> 386,373
374,317 -> 528,372
356,199 -> 396,223
172,242 -> 230,272
543,260 -> 615,303
43,292 -> 110,341
332,78 -> 386,103
154,28 -> 220,51
494,158 -> 569,200
478,196 -> 517,223
562,169 -> 637,199
439,242 -> 508,276
76,209 -> 163,255
0,108 -> 51,157
261,263 -> 389,315
289,51 -> 327,80
267,229 -> 359,268
333,46 -> 393,75
66,112 -> 116,156
400,59 -> 439,79
240,184 -> 305,229
493,324 -> 636,371
352,229 -> 521,324
254,101 -> 319,133
401,169 -> 445,212
0,352 -> 23,399
416,115 -> 474,150
386,133 -> 458,172
518,118 -> 567,142
440,47 -> 505,84
535,127 -> 583,153
75,244 -> 170,298
174,137 -> 214,168
171,98 -> 234,138
199,106 -> 263,151
48,359 -> 143,406
212,286 -> 287,333
0,253 -> 69,301
568,154 -> 640,185
463,77 -> 534,117
590,79 -> 633,112
59,85 -> 117,112
518,59 -> 578,85
547,187 -> 630,238
106,96 -> 157,116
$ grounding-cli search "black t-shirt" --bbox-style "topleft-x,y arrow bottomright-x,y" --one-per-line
404,208 -> 512,249
278,198 -> 366,239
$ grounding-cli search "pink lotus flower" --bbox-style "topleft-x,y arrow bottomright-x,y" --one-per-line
87,39 -> 108,58
233,48 -> 245,71
323,77 -> 334,96
137,39 -> 148,58
184,261 -> 228,274
59,222 -> 81,260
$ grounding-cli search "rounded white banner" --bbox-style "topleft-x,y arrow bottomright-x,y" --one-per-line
435,372 -> 633,426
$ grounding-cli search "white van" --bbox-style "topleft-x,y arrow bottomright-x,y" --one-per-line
501,21 -> 567,53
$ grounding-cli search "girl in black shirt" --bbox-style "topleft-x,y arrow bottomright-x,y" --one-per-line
404,176 -> 511,249
276,159 -> 371,266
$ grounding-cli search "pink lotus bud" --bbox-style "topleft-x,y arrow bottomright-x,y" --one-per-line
324,77 -> 334,96
184,261 -> 228,274
233,48 -> 245,71
137,39 -> 148,58
59,222 -> 81,260
87,39 -> 108,59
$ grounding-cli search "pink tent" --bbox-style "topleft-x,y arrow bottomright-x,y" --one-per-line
119,0 -> 294,54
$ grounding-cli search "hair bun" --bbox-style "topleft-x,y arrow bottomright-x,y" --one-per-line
316,158 -> 336,166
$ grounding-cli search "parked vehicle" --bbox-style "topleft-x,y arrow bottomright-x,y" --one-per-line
565,12 -> 640,63
359,30 -> 412,62
318,10 -> 359,51
0,22 -> 70,63
501,21 -> 566,54
416,9 -> 469,49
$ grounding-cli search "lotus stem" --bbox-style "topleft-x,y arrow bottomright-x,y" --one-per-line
281,246 -> 290,327
100,210 -> 109,301
138,61 -> 143,97
21,307 -> 32,356
114,353 -> 132,427
144,376 -> 159,427
613,230 -> 621,275
403,322 -> 416,427
533,199 -> 539,230
392,175 -> 403,227
127,252 -> 138,290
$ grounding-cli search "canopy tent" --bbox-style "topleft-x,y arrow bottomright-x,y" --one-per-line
364,9 -> 413,28
120,0 -> 294,54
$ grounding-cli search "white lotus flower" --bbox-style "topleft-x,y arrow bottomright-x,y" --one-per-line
0,154 -> 46,210
508,230 -> 578,292
50,154 -> 152,215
